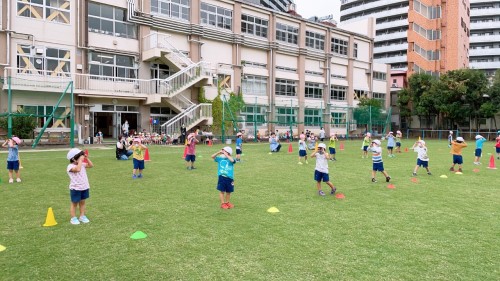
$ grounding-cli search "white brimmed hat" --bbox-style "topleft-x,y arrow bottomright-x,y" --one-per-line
418,140 -> 426,145
222,146 -> 232,155
372,140 -> 381,145
318,143 -> 326,149
237,132 -> 243,136
475,135 -> 483,140
456,137 -> 464,142
67,148 -> 82,160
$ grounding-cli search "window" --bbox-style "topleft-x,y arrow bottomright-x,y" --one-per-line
331,74 -> 346,79
276,66 -> 297,73
373,92 -> 386,101
304,109 -> 321,126
241,14 -> 268,38
242,75 -> 267,96
332,38 -> 349,56
373,72 -> 387,81
89,52 -> 138,79
414,44 -> 440,60
18,105 -> 68,128
151,107 -> 173,114
354,89 -> 367,99
353,43 -> 358,58
276,23 -> 298,45
412,23 -> 440,40
305,70 -> 323,76
413,64 -> 439,77
240,106 -> 266,125
276,107 -> 297,125
151,0 -> 190,21
414,0 -> 441,19
331,112 -> 346,127
200,2 -> 232,30
88,2 -> 137,39
305,82 -> 323,99
17,45 -> 71,76
17,0 -> 71,24
242,61 -> 267,68
275,79 -> 297,96
306,31 -> 325,50
331,85 -> 347,100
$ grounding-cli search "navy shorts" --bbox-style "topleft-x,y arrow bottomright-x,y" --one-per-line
7,160 -> 20,170
387,146 -> 394,150
217,175 -> 234,193
396,142 -> 401,147
363,146 -> 368,151
185,155 -> 196,162
417,159 -> 428,168
299,150 -> 307,157
314,170 -> 330,182
133,158 -> 145,169
329,148 -> 336,154
497,147 -> 500,153
453,155 -> 463,164
70,189 -> 89,203
475,148 -> 482,157
373,162 -> 385,172
236,149 -> 242,155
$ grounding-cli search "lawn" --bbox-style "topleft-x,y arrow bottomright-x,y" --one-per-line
0,139 -> 499,280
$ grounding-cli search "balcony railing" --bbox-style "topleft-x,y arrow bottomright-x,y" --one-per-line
142,32 -> 194,67
161,103 -> 212,136
164,62 -> 212,97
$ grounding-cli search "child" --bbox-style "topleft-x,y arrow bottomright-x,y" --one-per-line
369,139 -> 391,183
496,131 -> 500,160
128,137 -> 147,178
328,133 -> 338,161
298,134 -> 308,164
311,143 -> 336,196
269,132 -> 281,152
211,147 -> 237,209
361,132 -> 371,158
395,130 -> 403,153
235,132 -> 243,162
2,137 -> 22,183
386,131 -> 396,158
185,133 -> 199,169
448,131 -> 453,148
66,148 -> 94,225
307,133 -> 317,150
450,136 -> 467,172
474,135 -> 487,165
411,140 -> 431,176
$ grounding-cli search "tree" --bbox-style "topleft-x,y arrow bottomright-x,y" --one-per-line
353,98 -> 387,133
0,110 -> 37,139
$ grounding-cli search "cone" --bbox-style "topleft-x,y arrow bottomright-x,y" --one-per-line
418,136 -> 421,141
43,207 -> 57,227
144,148 -> 151,161
335,193 -> 345,199
339,142 -> 344,151
267,207 -> 280,213
182,146 -> 188,159
288,143 -> 293,153
0,245 -> 6,252
387,184 -> 395,189
83,149 -> 89,164
440,175 -> 448,178
487,155 -> 497,169
208,139 -> 213,146
130,231 -> 147,240
404,147 -> 409,152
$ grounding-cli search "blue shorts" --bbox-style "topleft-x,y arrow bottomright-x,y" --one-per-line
236,149 -> 242,155
70,189 -> 89,203
475,148 -> 482,157
396,142 -> 401,147
453,155 -> 463,164
133,158 -> 145,169
387,146 -> 394,150
363,146 -> 368,151
329,147 -> 336,154
217,175 -> 234,193
185,154 -> 196,162
7,160 -> 20,171
373,162 -> 384,172
299,150 -> 307,157
314,170 -> 330,182
497,147 -> 500,153
417,159 -> 428,168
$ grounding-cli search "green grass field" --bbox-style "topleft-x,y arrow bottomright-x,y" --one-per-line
0,139 -> 499,280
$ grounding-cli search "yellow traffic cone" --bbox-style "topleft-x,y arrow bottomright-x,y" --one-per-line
418,136 -> 421,141
43,207 -> 57,227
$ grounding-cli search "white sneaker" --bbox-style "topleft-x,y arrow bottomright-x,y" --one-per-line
297,162 -> 303,165
8,178 -> 13,184
70,217 -> 80,225
16,178 -> 21,183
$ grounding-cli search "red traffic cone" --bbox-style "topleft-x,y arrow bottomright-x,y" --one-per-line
208,139 -> 213,146
487,155 -> 497,170
144,148 -> 151,161
182,146 -> 188,159
288,143 -> 293,153
339,142 -> 345,151
83,149 -> 89,163
404,147 -> 409,152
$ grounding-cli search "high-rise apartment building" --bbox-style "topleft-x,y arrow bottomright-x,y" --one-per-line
341,0 -> 470,79
0,0 -> 389,141
469,0 -> 500,78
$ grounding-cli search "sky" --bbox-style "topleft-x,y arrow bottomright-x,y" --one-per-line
293,0 -> 341,23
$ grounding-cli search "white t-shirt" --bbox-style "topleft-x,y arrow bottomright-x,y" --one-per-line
67,163 -> 90,191
116,141 -> 124,149
414,146 -> 429,161
319,130 -> 325,138
315,152 -> 329,173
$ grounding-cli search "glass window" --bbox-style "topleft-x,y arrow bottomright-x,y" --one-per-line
201,2 -> 232,30
373,72 -> 387,81
242,75 -> 267,96
276,23 -> 298,45
331,112 -> 346,128
305,82 -> 323,99
240,106 -> 266,125
151,0 -> 190,21
305,31 -> 325,50
331,38 -> 349,56
88,51 -> 138,79
353,43 -> 358,58
241,14 -> 268,38
275,79 -> 297,96
304,109 -> 321,126
17,0 -> 70,24
16,44 -> 71,76
331,85 -> 346,100
276,107 -> 296,125
88,2 -> 137,39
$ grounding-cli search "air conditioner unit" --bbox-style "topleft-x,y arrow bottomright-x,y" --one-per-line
365,69 -> 371,74
35,48 -> 44,55
391,83 -> 398,87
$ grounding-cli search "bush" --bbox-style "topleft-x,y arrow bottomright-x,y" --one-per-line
0,110 -> 37,139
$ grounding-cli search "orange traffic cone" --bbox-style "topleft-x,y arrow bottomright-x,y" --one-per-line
487,155 -> 497,170
182,146 -> 188,159
288,143 -> 293,153
404,147 -> 409,152
339,142 -> 345,151
43,207 -> 57,227
208,139 -> 213,146
144,148 -> 151,161
83,149 -> 89,163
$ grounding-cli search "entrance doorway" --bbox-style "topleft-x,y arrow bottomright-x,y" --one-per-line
94,112 -> 116,139
121,113 -> 138,135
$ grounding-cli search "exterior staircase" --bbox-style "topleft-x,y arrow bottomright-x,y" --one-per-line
161,103 -> 213,137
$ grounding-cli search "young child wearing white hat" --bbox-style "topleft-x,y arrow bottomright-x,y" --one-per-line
450,136 -> 468,172
411,140 -> 431,176
369,140 -> 391,183
474,135 -> 487,165
311,143 -> 336,196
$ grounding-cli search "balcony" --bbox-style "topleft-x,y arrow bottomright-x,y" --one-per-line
470,7 -> 500,17
142,32 -> 193,71
342,6 -> 409,24
470,34 -> 500,43
470,48 -> 500,57
376,19 -> 409,31
470,20 -> 500,30
374,43 -> 408,54
341,0 -> 408,17
375,55 -> 408,64
469,61 -> 500,70
375,31 -> 408,42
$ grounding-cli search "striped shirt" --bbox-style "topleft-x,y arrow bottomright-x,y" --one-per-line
370,146 -> 383,163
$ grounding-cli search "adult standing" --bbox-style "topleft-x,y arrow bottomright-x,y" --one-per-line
122,120 -> 129,137
116,135 -> 133,160
319,127 -> 325,141
269,132 -> 281,152
180,124 -> 187,145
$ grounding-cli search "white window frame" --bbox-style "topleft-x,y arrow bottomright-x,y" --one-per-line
305,31 -> 325,50
276,107 -> 297,125
17,0 -> 71,24
276,23 -> 298,45
241,14 -> 268,38
88,52 -> 138,80
88,2 -> 137,39
331,112 -> 346,128
304,108 -> 321,126
200,2 -> 232,30
332,38 -> 349,56
242,75 -> 268,96
331,85 -> 347,100
305,82 -> 323,99
151,0 -> 190,21
17,44 -> 71,76
275,79 -> 297,96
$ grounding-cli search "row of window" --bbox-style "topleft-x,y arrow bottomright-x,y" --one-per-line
240,106 -> 348,126
414,0 -> 441,20
413,44 -> 440,61
17,0 -> 70,23
412,23 -> 441,41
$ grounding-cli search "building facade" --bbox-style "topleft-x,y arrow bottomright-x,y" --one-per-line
0,0 -> 389,141
470,0 -> 500,78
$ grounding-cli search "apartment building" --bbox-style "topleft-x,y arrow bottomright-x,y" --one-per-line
470,0 -> 500,78
0,0 -> 389,141
341,0 -> 470,80
243,0 -> 293,12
